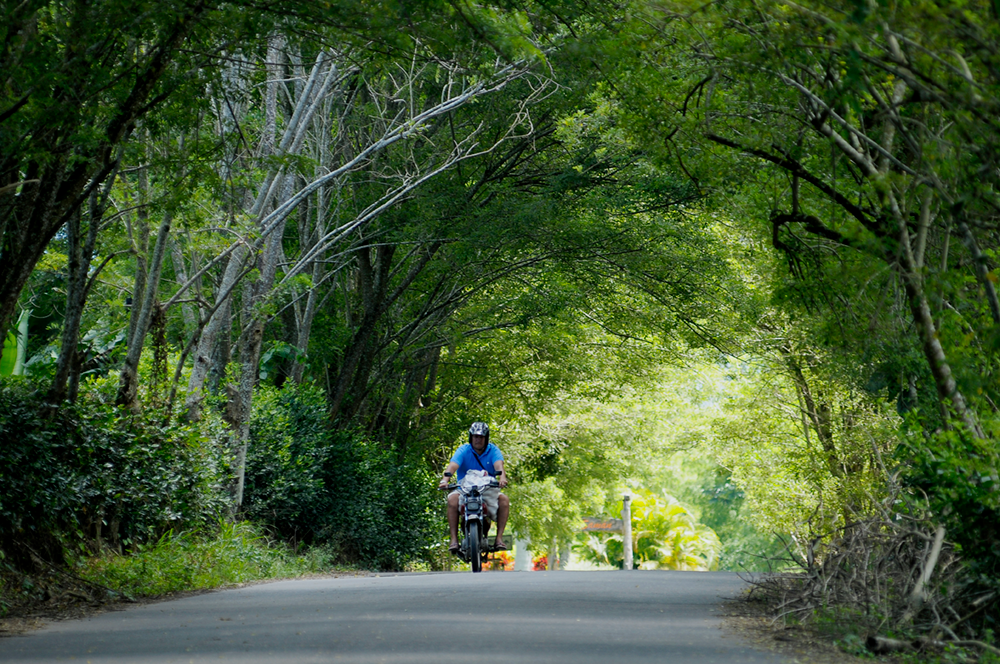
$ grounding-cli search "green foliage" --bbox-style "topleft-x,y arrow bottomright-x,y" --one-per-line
0,377 -> 230,569
627,365 -> 788,570
612,0 -> 1000,591
7,7 -> 998,652
244,384 -> 435,570
575,489 -> 721,571
700,355 -> 900,554
899,416 -> 1000,578
668,464 -> 786,572
77,520 -> 337,597
0,333 -> 16,376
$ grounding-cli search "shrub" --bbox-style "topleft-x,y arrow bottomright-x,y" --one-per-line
78,520 -> 337,597
243,384 -> 435,570
898,420 -> 1000,581
0,378 -> 230,569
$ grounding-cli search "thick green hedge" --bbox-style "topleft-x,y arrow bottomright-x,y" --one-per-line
0,379 -> 435,573
0,378 -> 230,568
243,385 -> 435,570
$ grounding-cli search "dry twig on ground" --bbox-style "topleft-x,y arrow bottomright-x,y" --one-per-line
745,485 -> 999,659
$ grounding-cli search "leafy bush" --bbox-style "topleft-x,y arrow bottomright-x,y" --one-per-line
244,384 -> 435,570
0,378 -> 230,569
0,377 -> 436,577
898,416 -> 1000,587
242,384 -> 327,533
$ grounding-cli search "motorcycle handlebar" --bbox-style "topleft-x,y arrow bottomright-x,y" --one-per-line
437,480 -> 501,490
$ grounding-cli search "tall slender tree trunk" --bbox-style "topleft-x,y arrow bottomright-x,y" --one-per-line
170,236 -> 198,334
50,209 -> 85,403
227,40 -> 341,507
232,187 -> 290,508
959,221 -> 1000,326
290,105 -> 332,385
230,35 -> 287,510
51,178 -> 110,402
127,156 -> 151,354
291,259 -> 323,384
902,270 -> 981,436
116,210 -> 174,408
894,195 -> 983,437
328,241 -> 442,422
329,244 -> 395,420
183,246 -> 245,421
782,347 -> 841,476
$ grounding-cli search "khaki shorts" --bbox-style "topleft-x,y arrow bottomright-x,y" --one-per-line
452,486 -> 501,521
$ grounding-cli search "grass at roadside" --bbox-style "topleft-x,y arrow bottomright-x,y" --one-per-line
1,520 -> 357,626
76,520 -> 348,598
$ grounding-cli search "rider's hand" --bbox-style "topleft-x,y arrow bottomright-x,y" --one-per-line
438,477 -> 450,489
498,472 -> 508,488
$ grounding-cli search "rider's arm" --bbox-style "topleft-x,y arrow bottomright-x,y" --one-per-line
439,461 -> 459,487
493,459 -> 508,487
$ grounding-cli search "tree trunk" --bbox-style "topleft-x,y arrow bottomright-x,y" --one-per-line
230,35 -> 289,510
329,243 -> 395,419
183,245 -> 245,421
126,157 -> 151,357
231,186 -> 290,508
170,235 -> 198,334
290,259 -> 322,384
959,221 -> 1000,325
50,209 -> 85,403
902,269 -> 981,435
116,210 -> 174,409
783,348 -> 842,477
51,179 -> 110,402
895,199 -> 983,437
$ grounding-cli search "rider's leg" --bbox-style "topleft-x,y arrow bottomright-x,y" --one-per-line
494,493 -> 510,545
447,492 -> 460,549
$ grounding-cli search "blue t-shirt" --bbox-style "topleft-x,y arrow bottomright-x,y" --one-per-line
450,442 -> 504,482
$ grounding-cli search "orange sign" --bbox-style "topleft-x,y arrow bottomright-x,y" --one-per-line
582,517 -> 624,532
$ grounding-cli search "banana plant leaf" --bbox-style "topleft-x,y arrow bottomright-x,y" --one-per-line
0,331 -> 16,375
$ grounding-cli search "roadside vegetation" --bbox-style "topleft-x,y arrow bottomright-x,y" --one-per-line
1,0 -> 999,659
77,521 -> 338,598
4,521 -> 339,611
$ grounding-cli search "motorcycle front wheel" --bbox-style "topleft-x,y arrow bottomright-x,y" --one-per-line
468,520 -> 482,573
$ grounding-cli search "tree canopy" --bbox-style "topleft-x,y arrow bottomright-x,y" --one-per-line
2,0 -> 999,650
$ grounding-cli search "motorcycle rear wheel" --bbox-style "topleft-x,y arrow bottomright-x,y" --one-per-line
468,521 -> 482,573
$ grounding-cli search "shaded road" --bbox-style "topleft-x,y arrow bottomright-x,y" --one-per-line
1,571 -> 789,663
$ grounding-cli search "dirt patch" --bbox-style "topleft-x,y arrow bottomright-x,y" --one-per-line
720,588 -> 875,664
723,608 -> 867,663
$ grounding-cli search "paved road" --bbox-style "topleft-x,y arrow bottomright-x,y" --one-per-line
1,571 -> 789,663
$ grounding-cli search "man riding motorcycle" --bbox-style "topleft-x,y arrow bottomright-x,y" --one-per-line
439,422 -> 510,555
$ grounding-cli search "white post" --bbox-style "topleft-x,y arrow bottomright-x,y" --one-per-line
513,538 -> 531,571
622,494 -> 633,571
549,539 -> 559,571
559,543 -> 572,571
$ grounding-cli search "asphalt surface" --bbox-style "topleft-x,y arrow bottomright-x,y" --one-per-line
0,571 -> 791,663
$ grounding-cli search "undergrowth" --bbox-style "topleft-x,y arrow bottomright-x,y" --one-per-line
0,520 -> 357,620
75,520 -> 344,598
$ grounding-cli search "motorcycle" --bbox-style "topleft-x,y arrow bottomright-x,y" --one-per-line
442,470 -> 500,573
